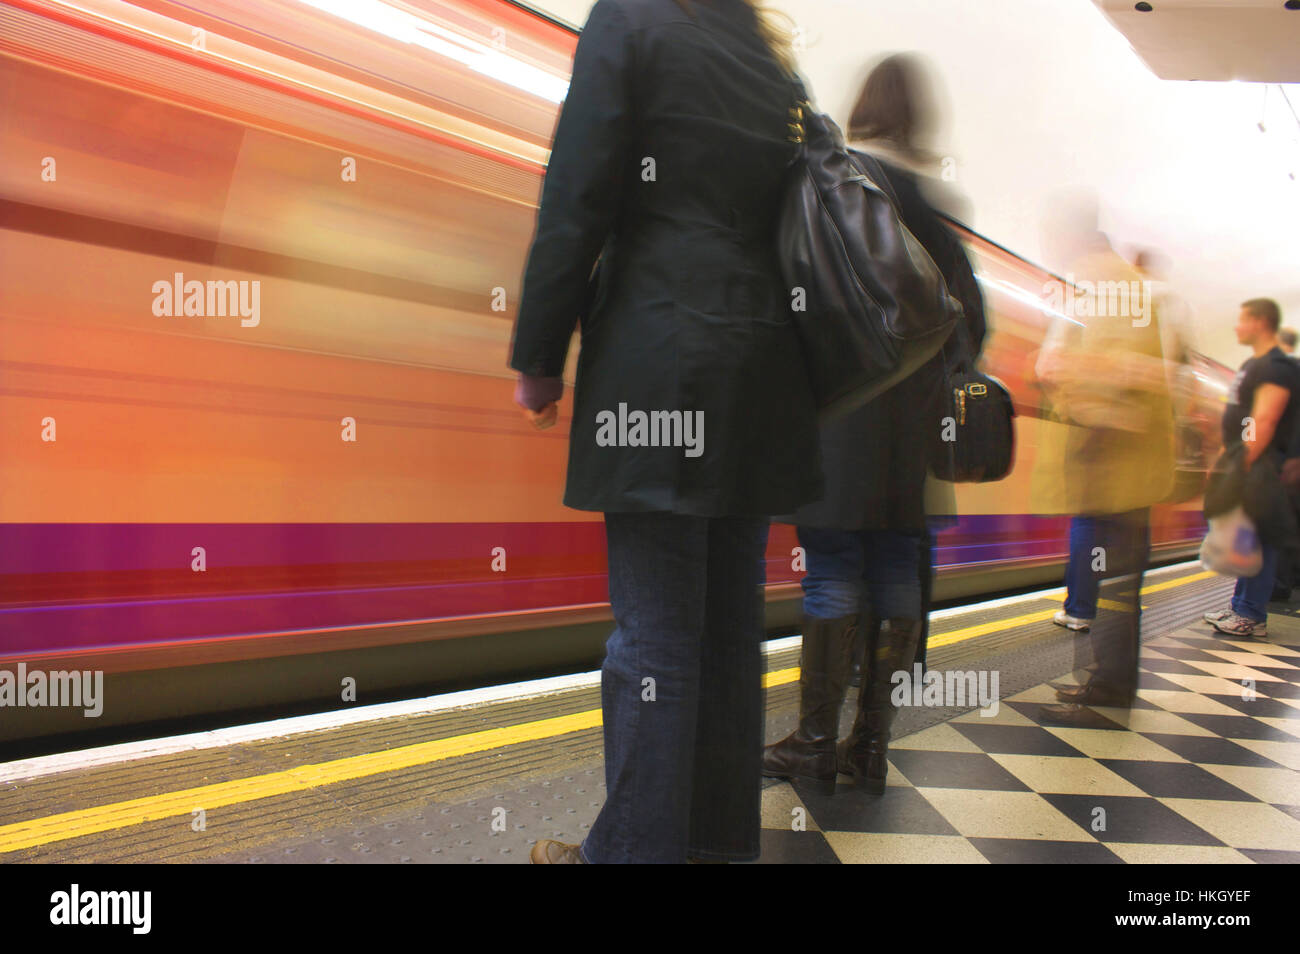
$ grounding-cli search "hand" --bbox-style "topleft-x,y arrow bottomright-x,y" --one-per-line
525,402 -> 558,430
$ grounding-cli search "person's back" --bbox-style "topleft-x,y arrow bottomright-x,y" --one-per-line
512,0 -> 820,516
512,0 -> 822,864
764,52 -> 987,797
789,152 -> 984,532
1032,245 -> 1175,517
1030,220 -> 1177,718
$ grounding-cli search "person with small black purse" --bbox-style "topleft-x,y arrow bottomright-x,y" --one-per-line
763,53 -> 989,795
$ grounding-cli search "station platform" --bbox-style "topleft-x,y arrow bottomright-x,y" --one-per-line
2,561 -> 1299,865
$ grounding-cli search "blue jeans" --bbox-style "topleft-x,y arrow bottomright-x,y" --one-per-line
581,511 -> 769,864
1064,516 -> 1100,619
797,526 -> 922,620
1232,542 -> 1278,623
1064,513 -> 1152,620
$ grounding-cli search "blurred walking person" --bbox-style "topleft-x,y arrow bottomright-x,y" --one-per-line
1052,248 -> 1193,634
1032,195 -> 1176,721
763,54 -> 987,795
511,0 -> 822,863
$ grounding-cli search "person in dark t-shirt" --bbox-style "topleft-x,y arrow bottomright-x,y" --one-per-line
1205,298 -> 1297,636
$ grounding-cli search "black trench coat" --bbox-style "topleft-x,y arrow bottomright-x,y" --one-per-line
509,0 -> 822,517
786,155 -> 987,532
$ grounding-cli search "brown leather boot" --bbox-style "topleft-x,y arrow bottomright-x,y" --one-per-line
762,614 -> 858,795
530,839 -> 585,864
847,613 -> 875,688
837,617 -> 922,794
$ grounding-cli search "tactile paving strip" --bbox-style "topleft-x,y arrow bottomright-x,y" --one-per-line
208,770 -> 607,865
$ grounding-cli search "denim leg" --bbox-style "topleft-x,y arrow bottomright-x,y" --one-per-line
1064,516 -> 1100,619
797,526 -> 865,619
1089,509 -> 1149,694
861,529 -> 923,619
582,511 -> 709,864
1232,542 -> 1279,623
687,516 -> 769,862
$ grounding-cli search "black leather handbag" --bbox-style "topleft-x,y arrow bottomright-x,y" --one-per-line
776,101 -> 962,420
930,324 -> 1015,482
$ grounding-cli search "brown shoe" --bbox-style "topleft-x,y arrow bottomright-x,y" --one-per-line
1038,703 -> 1120,728
530,839 -> 585,864
1058,681 -> 1132,707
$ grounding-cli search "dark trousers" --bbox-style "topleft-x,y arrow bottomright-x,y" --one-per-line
581,511 -> 769,864
1073,509 -> 1151,697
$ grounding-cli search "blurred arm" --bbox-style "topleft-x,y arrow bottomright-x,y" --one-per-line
508,0 -> 633,380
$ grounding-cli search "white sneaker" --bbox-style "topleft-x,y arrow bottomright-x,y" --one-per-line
1053,609 -> 1092,631
1203,608 -> 1233,624
1210,613 -> 1268,638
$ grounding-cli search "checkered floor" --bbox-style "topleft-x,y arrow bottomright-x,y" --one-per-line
756,620 -> 1300,864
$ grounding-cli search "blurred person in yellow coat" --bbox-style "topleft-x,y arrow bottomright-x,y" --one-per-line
1030,193 -> 1175,724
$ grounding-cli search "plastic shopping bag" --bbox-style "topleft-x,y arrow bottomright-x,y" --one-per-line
1199,505 -> 1263,578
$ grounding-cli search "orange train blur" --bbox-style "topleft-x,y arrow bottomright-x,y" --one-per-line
0,0 -> 1230,673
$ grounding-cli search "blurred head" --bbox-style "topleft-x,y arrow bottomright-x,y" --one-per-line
1236,298 -> 1282,346
847,53 -> 937,156
1040,189 -> 1109,267
1279,327 -> 1298,353
1134,248 -> 1171,280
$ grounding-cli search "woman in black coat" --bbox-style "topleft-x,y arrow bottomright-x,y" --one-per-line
510,0 -> 821,862
764,53 -> 987,795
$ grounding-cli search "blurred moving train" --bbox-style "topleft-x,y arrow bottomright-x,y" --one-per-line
0,0 -> 1232,747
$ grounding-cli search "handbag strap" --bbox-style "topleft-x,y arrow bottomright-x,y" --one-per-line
947,317 -> 975,373
851,151 -> 905,211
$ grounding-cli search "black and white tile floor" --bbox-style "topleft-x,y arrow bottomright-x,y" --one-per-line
756,622 -> 1300,864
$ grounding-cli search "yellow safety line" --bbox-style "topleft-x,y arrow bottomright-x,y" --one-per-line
0,566 -> 1219,854
0,709 -> 599,854
1141,569 -> 1215,594
763,667 -> 799,689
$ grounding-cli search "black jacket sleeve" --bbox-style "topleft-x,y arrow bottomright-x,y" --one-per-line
508,0 -> 634,378
939,223 -> 987,358
877,163 -> 987,358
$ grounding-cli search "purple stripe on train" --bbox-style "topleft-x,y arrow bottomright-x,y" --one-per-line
0,512 -> 1206,657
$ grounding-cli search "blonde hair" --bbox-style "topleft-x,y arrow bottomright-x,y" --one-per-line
749,3 -> 797,75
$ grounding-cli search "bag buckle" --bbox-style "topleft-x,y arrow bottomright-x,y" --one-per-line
966,383 -> 988,397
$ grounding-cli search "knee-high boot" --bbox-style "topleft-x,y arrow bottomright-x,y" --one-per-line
761,614 -> 858,795
837,617 -> 922,794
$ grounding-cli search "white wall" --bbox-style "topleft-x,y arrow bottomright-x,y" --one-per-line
531,0 -> 1300,366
